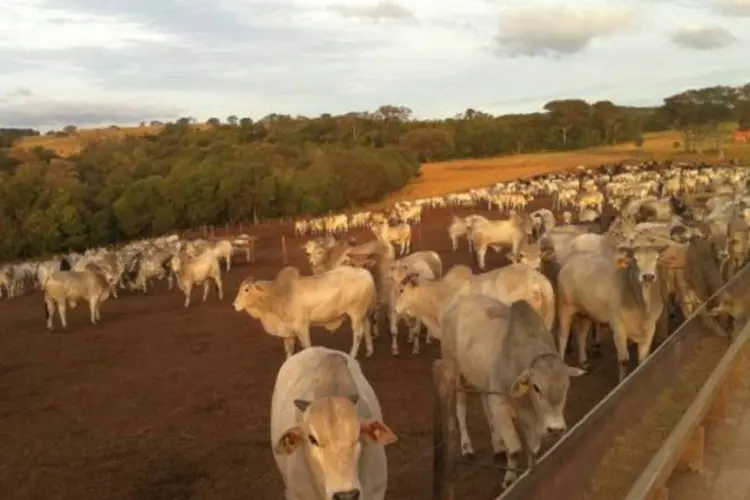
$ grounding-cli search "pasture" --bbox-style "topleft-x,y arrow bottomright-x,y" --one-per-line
0,199 -> 619,500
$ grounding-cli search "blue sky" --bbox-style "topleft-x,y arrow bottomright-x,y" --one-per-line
0,0 -> 748,130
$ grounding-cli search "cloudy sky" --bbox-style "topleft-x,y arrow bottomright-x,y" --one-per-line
0,0 -> 748,129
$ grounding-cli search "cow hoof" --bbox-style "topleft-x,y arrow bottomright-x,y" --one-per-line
462,452 -> 477,461
391,349 -> 399,356
493,452 -> 507,463
502,478 -> 515,490
365,351 -> 374,359
579,361 -> 590,371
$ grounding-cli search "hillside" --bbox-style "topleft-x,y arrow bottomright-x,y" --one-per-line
13,124 -> 171,157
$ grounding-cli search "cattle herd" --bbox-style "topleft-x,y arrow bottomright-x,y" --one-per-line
1,160 -> 750,499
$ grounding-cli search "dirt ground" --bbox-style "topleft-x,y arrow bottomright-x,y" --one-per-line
0,200 -> 619,500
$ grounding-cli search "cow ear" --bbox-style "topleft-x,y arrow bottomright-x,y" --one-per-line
274,427 -> 304,455
614,250 -> 631,269
360,420 -> 398,446
510,370 -> 531,398
348,394 -> 360,406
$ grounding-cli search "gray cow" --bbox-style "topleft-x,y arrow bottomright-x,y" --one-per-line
440,296 -> 584,489
557,244 -> 666,381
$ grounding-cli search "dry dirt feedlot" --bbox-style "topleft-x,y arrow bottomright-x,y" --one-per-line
3,195 -> 637,500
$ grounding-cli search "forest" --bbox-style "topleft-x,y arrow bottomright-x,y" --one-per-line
0,82 -> 748,260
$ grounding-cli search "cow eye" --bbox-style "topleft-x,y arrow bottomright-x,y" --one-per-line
308,435 -> 319,446
532,383 -> 541,394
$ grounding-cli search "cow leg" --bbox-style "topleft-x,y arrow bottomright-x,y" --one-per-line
411,324 -> 421,354
490,399 -> 524,489
167,274 -> 174,291
57,301 -> 68,329
283,337 -> 295,359
202,281 -> 210,302
184,284 -> 193,308
557,304 -> 575,362
476,246 -> 487,270
89,300 -> 98,324
574,316 -> 592,369
451,236 -> 458,252
420,320 -> 431,345
45,297 -> 55,330
456,390 -> 475,457
297,326 -> 313,350
611,322 -> 630,382
411,321 -> 423,355
362,316 -> 374,358
214,275 -> 223,300
226,255 -> 231,271
481,394 -> 506,457
511,239 -> 521,263
591,324 -> 604,358
348,316 -> 365,359
389,308 -> 400,356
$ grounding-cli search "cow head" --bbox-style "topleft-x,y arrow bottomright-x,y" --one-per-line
509,355 -> 585,438
232,277 -> 269,312
275,396 -> 396,500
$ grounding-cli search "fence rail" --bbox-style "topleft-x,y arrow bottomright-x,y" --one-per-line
430,263 -> 750,500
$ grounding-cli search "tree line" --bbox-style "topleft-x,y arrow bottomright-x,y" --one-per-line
0,81 -> 748,261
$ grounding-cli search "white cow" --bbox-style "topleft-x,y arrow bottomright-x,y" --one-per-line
43,269 -> 111,330
233,266 -> 377,359
271,347 -> 397,500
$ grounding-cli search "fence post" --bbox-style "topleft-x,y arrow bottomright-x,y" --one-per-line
432,359 -> 458,500
281,235 -> 287,266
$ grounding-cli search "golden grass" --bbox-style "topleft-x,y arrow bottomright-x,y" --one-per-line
379,130 -> 750,205
13,124 -> 210,157
14,125 -> 165,156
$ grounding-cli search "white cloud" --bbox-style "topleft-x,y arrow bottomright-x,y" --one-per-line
0,0 -> 747,128
0,1 -> 174,51
327,1 -> 414,20
494,3 -> 637,58
669,24 -> 736,49
712,0 -> 750,16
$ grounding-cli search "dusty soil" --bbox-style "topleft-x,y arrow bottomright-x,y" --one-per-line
0,200 -> 619,500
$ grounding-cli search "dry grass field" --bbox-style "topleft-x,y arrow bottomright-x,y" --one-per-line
13,125 -> 170,157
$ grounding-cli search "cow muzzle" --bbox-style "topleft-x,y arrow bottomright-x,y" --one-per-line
640,273 -> 656,284
545,425 -> 566,439
332,489 -> 361,500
